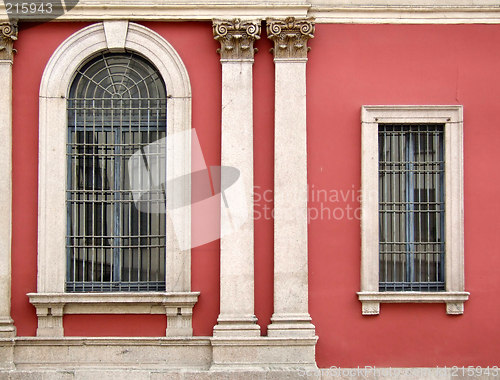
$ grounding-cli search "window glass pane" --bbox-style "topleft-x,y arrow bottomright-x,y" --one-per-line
378,124 -> 445,291
67,52 -> 167,292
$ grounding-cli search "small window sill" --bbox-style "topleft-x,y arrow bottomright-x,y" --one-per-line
27,292 -> 200,337
357,291 -> 469,315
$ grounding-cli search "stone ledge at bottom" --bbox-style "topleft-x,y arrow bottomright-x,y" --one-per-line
0,368 -> 483,380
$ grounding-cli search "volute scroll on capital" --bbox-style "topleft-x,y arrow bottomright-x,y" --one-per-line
213,19 -> 261,60
0,22 -> 18,60
266,17 -> 315,59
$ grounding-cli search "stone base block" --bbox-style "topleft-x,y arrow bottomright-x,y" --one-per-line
0,341 -> 14,371
2,337 -> 212,371
210,336 -> 318,371
0,318 -> 16,338
267,313 -> 316,338
213,315 -> 261,337
0,336 -> 318,374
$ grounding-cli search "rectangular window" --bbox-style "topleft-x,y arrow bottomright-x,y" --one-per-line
358,106 -> 468,315
66,126 -> 166,292
378,124 -> 445,291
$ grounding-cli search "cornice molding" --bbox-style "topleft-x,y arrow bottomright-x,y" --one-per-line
267,17 -> 314,59
0,22 -> 17,61
2,2 -> 500,23
310,5 -> 500,24
213,18 -> 261,60
0,3 -> 310,22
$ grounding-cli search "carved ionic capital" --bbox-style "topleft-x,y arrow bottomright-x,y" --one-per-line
213,19 -> 261,60
0,22 -> 18,61
267,17 -> 314,60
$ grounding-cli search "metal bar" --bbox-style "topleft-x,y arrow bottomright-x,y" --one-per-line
378,124 -> 445,291
427,128 -> 431,283
146,100 -> 151,284
439,130 -> 446,283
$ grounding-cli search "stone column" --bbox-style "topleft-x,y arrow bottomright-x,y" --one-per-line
0,22 -> 17,338
212,19 -> 261,337
267,17 -> 316,338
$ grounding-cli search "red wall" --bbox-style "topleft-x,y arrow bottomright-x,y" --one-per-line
11,22 -> 500,367
307,24 -> 500,367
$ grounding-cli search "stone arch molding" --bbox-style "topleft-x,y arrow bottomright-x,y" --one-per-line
40,21 -> 191,99
33,21 -> 197,337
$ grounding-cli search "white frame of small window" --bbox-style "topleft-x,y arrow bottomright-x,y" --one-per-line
358,105 -> 469,315
30,21 -> 198,337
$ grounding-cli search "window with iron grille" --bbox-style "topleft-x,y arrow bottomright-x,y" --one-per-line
378,124 -> 445,291
66,52 -> 167,292
359,105 -> 467,315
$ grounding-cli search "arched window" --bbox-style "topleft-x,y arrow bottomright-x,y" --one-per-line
31,22 -> 198,337
66,52 -> 167,292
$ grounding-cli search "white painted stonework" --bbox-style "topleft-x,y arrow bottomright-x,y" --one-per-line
357,292 -> 470,315
268,59 -> 315,338
0,336 -> 320,374
214,61 -> 260,337
212,20 -> 261,339
266,18 -> 316,342
0,22 -> 17,339
27,292 -> 200,337
102,19 -> 128,50
0,58 -> 15,339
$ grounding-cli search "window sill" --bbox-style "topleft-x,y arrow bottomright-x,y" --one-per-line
357,291 -> 469,315
27,292 -> 200,337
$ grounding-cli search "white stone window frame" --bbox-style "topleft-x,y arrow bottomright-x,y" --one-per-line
29,21 -> 199,337
358,105 -> 469,316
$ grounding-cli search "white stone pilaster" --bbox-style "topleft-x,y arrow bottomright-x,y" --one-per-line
267,17 -> 316,338
0,22 -> 17,338
212,19 -> 261,337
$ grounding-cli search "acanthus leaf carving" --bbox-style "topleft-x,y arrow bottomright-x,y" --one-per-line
0,22 -> 18,60
266,17 -> 315,59
213,19 -> 261,60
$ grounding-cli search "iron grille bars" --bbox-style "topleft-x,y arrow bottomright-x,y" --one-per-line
66,52 -> 167,292
378,124 -> 445,291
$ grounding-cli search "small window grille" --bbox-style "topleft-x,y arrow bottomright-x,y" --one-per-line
378,124 -> 445,291
66,52 -> 167,292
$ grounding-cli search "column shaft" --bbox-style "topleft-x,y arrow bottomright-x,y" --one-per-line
213,19 -> 261,337
267,17 -> 316,338
0,22 -> 17,338
273,60 -> 309,315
